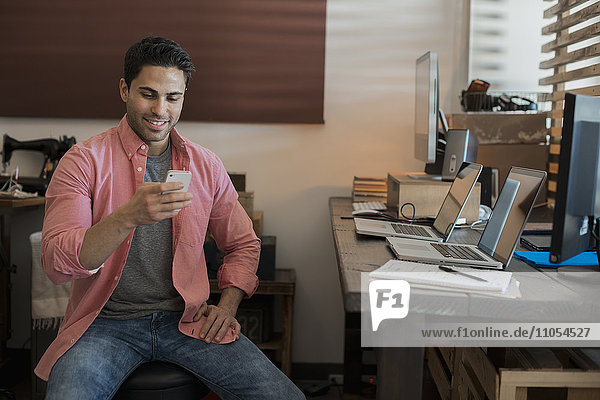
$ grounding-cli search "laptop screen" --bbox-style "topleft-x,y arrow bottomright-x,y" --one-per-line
478,167 -> 547,265
433,163 -> 482,239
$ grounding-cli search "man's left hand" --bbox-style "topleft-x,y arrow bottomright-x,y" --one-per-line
194,302 -> 241,343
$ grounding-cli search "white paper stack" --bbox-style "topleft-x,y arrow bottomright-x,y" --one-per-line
369,260 -> 514,294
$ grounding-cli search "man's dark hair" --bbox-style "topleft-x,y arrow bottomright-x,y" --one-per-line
124,37 -> 195,88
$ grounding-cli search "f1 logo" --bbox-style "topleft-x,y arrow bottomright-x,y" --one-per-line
369,280 -> 410,331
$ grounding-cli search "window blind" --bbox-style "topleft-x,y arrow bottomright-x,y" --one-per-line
0,1 -> 326,123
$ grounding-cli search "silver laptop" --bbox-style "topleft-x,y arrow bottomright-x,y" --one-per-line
386,167 -> 547,270
354,163 -> 483,242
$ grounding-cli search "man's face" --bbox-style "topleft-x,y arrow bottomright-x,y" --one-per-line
119,65 -> 186,154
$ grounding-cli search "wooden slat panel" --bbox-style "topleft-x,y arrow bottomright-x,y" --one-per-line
551,126 -> 563,137
542,2 -> 600,35
542,22 -> 600,53
544,0 -> 589,18
539,63 -> 600,86
551,109 -> 564,119
548,85 -> 600,101
549,136 -> 562,145
540,43 -> 600,69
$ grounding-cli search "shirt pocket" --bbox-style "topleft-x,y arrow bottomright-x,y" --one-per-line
178,209 -> 209,246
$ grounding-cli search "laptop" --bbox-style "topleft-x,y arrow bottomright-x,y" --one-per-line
386,166 -> 547,270
354,162 -> 483,242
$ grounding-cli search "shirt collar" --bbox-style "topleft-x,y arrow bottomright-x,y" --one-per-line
117,115 -> 187,160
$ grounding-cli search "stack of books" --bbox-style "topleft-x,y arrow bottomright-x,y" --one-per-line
352,176 -> 387,202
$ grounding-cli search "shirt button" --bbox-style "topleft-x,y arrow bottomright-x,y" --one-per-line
128,152 -> 132,157
114,275 -> 119,281
71,339 -> 75,344
96,310 -> 100,315
137,167 -> 143,172
141,145 -> 146,150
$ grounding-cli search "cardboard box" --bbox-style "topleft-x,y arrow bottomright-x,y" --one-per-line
448,113 -> 548,145
387,173 -> 480,222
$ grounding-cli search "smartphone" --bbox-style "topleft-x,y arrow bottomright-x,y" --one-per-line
164,170 -> 192,193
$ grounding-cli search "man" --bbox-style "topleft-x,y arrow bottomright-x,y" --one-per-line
37,37 -> 304,400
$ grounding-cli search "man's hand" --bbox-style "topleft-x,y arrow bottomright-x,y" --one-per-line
194,287 -> 245,343
194,302 -> 241,343
115,182 -> 193,229
78,181 -> 192,270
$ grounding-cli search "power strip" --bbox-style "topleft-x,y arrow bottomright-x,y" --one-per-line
327,374 -> 377,386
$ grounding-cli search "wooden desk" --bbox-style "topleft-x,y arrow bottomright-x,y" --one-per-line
329,197 -> 599,399
0,197 -> 45,370
210,268 -> 296,376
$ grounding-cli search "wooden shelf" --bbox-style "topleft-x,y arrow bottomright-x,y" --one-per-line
209,269 -> 295,377
0,197 -> 45,208
256,332 -> 283,351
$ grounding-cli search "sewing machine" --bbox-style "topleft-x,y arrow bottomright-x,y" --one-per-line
1,134 -> 76,194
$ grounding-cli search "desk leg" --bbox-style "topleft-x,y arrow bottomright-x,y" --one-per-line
281,293 -> 293,377
0,213 -> 12,363
376,347 -> 423,400
344,312 -> 362,394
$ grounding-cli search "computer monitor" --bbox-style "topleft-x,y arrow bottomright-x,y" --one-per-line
414,51 -> 441,169
550,93 -> 600,264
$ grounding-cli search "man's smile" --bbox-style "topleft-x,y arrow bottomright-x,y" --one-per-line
144,118 -> 169,130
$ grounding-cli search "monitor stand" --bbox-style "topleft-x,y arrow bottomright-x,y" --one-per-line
408,144 -> 444,181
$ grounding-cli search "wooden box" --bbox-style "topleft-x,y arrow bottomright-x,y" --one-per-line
228,172 -> 246,191
386,173 -> 480,222
238,191 -> 254,217
252,210 -> 263,237
428,347 -> 600,400
237,297 -> 273,344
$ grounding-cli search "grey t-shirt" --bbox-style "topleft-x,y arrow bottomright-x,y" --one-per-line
100,143 -> 184,319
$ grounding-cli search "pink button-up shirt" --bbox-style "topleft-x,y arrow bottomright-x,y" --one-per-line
35,116 -> 260,381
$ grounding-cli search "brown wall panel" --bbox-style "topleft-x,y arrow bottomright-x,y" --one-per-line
0,0 -> 326,123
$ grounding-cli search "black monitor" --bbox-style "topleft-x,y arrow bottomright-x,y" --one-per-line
550,93 -> 600,265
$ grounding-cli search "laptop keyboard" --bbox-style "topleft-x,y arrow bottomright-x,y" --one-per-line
353,201 -> 386,211
431,243 -> 486,261
391,223 -> 432,237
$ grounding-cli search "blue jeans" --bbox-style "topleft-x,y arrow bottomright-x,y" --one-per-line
45,311 -> 305,400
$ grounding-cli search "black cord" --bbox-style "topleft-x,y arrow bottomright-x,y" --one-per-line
399,202 -> 434,224
400,202 -> 415,221
444,223 -> 453,238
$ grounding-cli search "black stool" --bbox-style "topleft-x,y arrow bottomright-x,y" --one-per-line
113,361 -> 211,400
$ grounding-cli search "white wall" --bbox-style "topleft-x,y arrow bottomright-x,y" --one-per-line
3,0 -> 470,364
